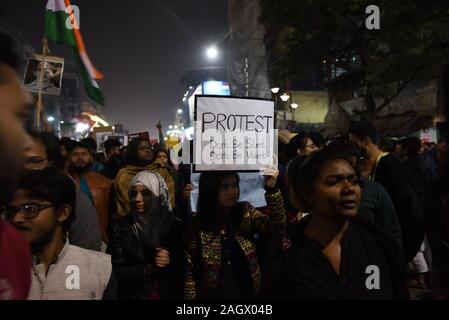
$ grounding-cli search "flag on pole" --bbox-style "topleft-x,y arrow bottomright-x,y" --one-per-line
45,0 -> 105,105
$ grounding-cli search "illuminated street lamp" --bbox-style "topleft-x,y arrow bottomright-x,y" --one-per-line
47,116 -> 55,122
291,103 -> 298,109
271,87 -> 280,94
206,46 -> 219,59
177,109 -> 183,114
280,93 -> 290,102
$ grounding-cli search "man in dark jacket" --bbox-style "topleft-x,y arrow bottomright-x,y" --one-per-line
349,121 -> 423,262
102,138 -> 124,180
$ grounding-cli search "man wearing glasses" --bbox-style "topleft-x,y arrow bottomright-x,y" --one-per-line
4,168 -> 116,299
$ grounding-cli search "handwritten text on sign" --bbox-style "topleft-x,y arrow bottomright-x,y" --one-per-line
194,96 -> 275,171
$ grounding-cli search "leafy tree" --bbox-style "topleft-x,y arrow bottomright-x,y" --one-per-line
260,0 -> 449,119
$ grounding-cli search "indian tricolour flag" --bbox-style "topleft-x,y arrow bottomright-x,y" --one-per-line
45,0 -> 105,105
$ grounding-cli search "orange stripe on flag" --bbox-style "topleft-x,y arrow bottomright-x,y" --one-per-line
64,0 -> 104,80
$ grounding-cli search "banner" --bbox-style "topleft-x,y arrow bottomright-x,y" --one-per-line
189,172 -> 267,212
93,126 -> 113,151
23,54 -> 64,96
128,131 -> 150,143
194,96 -> 275,172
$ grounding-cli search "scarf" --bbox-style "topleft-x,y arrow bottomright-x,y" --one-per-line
129,171 -> 174,251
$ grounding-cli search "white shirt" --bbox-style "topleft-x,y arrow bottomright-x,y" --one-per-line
28,240 -> 112,300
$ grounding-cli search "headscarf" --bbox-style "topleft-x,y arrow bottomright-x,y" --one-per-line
128,170 -> 174,251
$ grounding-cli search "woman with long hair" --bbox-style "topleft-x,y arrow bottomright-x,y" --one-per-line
184,170 -> 285,300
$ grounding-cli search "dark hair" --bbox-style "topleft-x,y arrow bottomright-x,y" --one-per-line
60,137 -> 76,153
286,132 -> 309,160
288,147 -> 360,212
27,130 -> 62,166
154,148 -> 173,167
0,33 -> 20,73
104,138 -> 121,154
349,120 -> 378,144
402,137 -> 422,158
286,155 -> 309,207
80,138 -> 97,153
379,137 -> 398,153
18,168 -> 76,231
125,138 -> 152,166
308,131 -> 325,148
197,171 -> 240,231
327,138 -> 365,171
71,141 -> 91,155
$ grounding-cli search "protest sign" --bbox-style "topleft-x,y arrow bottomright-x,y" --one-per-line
93,126 -> 113,151
193,96 -> 276,172
189,172 -> 267,212
23,54 -> 64,96
128,131 -> 150,143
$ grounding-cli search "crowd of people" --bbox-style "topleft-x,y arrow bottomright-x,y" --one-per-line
1,32 -> 449,301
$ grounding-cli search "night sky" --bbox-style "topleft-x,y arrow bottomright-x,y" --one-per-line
1,0 -> 229,135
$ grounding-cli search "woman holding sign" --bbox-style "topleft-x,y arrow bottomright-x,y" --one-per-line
184,169 -> 285,300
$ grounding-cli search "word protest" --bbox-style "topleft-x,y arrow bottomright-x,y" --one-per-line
194,96 -> 276,172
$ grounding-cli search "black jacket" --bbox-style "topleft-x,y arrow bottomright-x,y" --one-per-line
107,214 -> 185,300
373,154 -> 424,261
265,215 -> 409,300
102,155 -> 124,180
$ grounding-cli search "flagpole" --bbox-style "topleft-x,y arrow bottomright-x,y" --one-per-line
36,37 -> 49,129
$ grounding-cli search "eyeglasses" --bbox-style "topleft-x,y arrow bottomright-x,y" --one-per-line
3,203 -> 53,220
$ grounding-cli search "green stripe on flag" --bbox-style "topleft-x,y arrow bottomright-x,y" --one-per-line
74,49 -> 105,105
44,10 -> 77,47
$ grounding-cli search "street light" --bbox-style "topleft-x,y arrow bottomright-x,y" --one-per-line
169,125 -> 173,129
177,109 -> 183,114
291,103 -> 298,109
47,116 -> 55,122
280,93 -> 290,102
271,87 -> 280,94
206,46 -> 218,59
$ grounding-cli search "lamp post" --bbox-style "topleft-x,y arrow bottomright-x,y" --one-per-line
271,87 -> 280,114
280,93 -> 290,102
290,102 -> 298,120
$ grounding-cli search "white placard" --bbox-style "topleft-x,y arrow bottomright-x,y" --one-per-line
189,172 -> 267,212
194,96 -> 275,172
23,54 -> 65,96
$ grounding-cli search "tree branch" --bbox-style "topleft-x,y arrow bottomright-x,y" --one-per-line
375,76 -> 416,113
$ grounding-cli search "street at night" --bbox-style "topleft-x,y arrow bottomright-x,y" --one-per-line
0,0 -> 449,312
